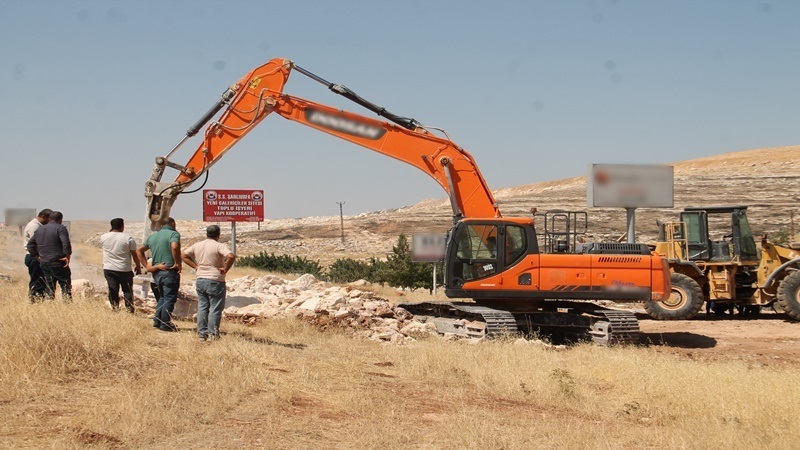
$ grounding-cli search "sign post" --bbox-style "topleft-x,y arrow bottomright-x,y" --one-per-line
203,189 -> 264,259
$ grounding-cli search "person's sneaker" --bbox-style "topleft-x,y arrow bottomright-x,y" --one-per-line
159,324 -> 178,332
198,334 -> 208,342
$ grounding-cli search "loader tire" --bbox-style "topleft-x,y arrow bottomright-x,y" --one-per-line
777,271 -> 800,321
645,273 -> 704,320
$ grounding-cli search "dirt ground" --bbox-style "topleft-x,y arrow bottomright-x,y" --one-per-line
639,311 -> 800,368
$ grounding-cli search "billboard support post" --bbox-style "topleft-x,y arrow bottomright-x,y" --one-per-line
626,207 -> 636,243
433,264 -> 437,296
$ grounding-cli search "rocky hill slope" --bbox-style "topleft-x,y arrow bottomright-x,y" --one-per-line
84,145 -> 799,266
221,145 -> 800,265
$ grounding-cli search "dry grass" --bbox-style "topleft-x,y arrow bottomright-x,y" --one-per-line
1,277 -> 799,449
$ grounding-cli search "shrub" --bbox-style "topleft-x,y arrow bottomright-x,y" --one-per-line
237,251 -> 324,277
327,257 -> 375,283
239,235 -> 443,291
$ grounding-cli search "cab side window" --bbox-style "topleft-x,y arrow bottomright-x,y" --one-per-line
505,225 -> 526,265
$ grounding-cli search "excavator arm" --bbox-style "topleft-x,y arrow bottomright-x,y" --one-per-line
145,58 -> 500,230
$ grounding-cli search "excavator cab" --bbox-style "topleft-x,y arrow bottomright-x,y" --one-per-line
446,220 -> 532,288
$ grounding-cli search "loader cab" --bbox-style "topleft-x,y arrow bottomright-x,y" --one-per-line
680,206 -> 758,262
445,220 -> 535,289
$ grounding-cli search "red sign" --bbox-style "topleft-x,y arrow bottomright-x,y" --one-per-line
203,190 -> 264,222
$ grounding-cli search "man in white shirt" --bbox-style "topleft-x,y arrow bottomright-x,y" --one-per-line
100,218 -> 142,313
181,225 -> 235,340
23,209 -> 52,301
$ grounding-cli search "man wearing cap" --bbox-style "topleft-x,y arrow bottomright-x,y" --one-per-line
181,225 -> 235,341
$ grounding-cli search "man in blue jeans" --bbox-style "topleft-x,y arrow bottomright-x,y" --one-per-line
137,217 -> 181,332
181,225 -> 235,341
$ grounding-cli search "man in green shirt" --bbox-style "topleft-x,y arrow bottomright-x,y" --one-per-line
137,217 -> 181,331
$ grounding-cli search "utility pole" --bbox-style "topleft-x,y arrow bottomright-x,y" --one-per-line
337,201 -> 345,243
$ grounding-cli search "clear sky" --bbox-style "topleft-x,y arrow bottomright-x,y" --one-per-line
2,0 -> 798,221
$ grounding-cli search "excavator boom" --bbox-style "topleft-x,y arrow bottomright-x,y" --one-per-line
144,58 -> 499,230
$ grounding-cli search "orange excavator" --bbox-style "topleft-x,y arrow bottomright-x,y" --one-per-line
145,58 -> 670,344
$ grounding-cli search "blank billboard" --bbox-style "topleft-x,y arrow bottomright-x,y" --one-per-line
587,164 -> 674,208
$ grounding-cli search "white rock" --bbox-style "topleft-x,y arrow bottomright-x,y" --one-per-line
225,295 -> 262,309
347,299 -> 364,309
287,298 -> 306,309
288,274 -> 318,290
363,301 -> 380,311
333,309 -> 353,319
72,279 -> 95,299
237,303 -> 268,315
382,318 -> 400,330
323,294 -> 347,308
298,297 -> 321,311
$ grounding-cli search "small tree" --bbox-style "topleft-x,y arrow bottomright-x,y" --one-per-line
380,234 -> 437,291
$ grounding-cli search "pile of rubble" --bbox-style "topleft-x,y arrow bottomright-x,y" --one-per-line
221,274 -> 441,343
131,274 -> 440,343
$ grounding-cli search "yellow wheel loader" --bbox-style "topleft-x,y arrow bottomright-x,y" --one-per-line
651,206 -> 800,320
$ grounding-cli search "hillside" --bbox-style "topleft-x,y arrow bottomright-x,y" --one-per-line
212,145 -> 800,265
66,145 -> 800,268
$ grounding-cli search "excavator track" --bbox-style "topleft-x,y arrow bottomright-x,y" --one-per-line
400,302 -> 518,338
588,310 -> 640,346
398,301 -> 640,346
450,303 -> 519,336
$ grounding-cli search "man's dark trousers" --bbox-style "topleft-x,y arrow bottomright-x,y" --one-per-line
153,270 -> 180,330
24,254 -> 46,300
41,260 -> 72,301
104,269 -> 135,312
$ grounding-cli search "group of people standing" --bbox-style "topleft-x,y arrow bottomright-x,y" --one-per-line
23,212 -> 235,341
25,209 -> 72,300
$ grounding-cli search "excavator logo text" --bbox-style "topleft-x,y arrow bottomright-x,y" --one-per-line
305,108 -> 386,140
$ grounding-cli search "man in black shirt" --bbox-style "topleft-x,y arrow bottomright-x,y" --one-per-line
27,211 -> 72,301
